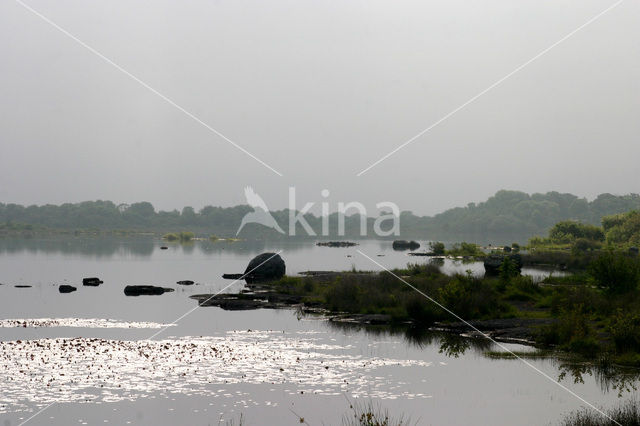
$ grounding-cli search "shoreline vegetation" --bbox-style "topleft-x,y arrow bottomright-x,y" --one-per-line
2,190 -> 640,242
195,212 -> 640,371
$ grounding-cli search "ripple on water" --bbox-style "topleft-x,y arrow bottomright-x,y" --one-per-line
0,330 -> 433,413
0,318 -> 174,329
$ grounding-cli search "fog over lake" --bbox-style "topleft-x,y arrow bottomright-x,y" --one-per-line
1,0 -> 639,215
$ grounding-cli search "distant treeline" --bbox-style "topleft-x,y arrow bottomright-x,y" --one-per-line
1,190 -> 640,243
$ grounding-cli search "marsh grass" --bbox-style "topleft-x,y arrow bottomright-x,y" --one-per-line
561,399 -> 640,426
342,400 -> 416,426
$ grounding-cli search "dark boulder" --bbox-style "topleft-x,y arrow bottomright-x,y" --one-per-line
243,253 -> 286,282
392,240 -> 420,251
160,246 -> 169,250
484,254 -> 523,276
58,285 -> 77,293
83,277 -> 103,286
14,285 -> 32,288
124,285 -> 174,296
176,280 -> 195,285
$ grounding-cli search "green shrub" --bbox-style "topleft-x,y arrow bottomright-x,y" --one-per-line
438,275 -> 504,319
608,309 -> 640,353
447,242 -> 484,257
179,231 -> 195,242
571,238 -> 602,254
588,251 -> 640,294
429,241 -> 446,255
537,305 -> 599,356
499,257 -> 521,281
404,294 -> 443,325
549,221 -> 605,244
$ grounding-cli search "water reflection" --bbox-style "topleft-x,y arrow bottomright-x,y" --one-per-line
325,318 -> 640,396
559,362 -> 640,397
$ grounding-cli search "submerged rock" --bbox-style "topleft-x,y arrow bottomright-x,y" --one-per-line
82,277 -> 103,286
392,240 -> 420,251
124,285 -> 175,296
58,285 -> 77,293
316,241 -> 358,247
222,273 -> 245,280
190,292 -> 302,310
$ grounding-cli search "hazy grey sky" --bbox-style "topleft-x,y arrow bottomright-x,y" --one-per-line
1,0 -> 638,215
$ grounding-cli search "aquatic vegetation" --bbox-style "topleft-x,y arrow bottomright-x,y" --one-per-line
162,231 -> 195,242
561,399 -> 640,426
342,399 -> 416,426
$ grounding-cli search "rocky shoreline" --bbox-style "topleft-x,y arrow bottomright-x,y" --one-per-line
191,278 -> 550,346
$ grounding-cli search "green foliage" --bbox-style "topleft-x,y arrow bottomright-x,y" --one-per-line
548,221 -> 605,243
179,231 -> 194,242
499,257 -> 520,281
428,241 -> 446,255
603,210 -> 640,247
608,309 -> 640,353
162,231 -> 195,242
3,191 -> 640,240
403,294 -> 444,325
571,237 -> 602,254
446,242 -> 483,257
537,305 -> 599,357
438,275 -> 505,318
588,251 -> 640,294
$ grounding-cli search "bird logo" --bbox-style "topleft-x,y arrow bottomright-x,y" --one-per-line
236,186 -> 285,235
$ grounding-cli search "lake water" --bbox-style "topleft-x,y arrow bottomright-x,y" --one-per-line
0,238 -> 637,426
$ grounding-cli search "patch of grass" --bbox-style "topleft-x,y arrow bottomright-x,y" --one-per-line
561,399 -> 640,426
162,231 -> 195,242
343,400 -> 416,426
446,242 -> 484,257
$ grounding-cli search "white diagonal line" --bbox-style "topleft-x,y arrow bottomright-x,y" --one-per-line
17,401 -> 56,426
356,249 -> 620,426
147,250 -> 284,340
356,0 -> 625,176
13,0 -> 283,177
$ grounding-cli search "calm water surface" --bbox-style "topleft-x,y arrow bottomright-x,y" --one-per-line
0,238 -> 637,425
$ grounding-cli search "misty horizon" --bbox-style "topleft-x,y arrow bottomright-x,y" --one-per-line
1,187 -> 639,218
1,0 -> 639,217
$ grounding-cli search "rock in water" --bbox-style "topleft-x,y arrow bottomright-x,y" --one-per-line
83,277 -> 103,286
392,240 -> 420,251
176,280 -> 195,285
244,253 -> 286,282
58,285 -> 77,293
124,285 -> 174,296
